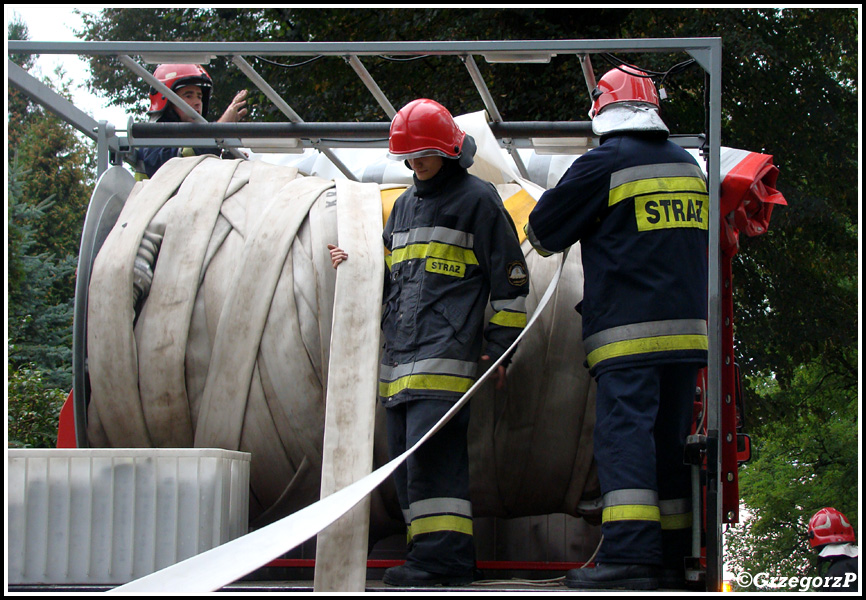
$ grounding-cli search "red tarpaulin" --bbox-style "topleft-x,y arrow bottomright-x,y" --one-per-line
719,147 -> 787,254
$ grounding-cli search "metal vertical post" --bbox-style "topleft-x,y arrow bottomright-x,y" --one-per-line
95,120 -> 111,177
704,38 -> 724,594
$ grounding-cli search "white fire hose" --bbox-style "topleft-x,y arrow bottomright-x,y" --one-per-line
110,248 -> 568,594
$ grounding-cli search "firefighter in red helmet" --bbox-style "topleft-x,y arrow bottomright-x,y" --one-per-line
587,63 -> 662,119
808,507 -> 859,591
526,65 -> 708,590
329,98 -> 529,586
135,64 -> 248,179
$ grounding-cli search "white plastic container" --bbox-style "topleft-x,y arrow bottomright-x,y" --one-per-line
7,448 -> 250,585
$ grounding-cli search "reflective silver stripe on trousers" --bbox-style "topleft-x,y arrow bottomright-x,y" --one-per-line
409,497 -> 473,520
584,319 -> 708,355
603,488 -> 659,507
659,497 -> 692,530
659,497 -> 691,516
602,488 -> 661,524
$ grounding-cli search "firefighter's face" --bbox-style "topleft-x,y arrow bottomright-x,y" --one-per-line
408,155 -> 444,181
173,84 -> 204,121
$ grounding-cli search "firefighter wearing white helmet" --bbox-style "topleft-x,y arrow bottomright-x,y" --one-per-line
526,66 -> 709,590
329,98 -> 529,587
135,63 -> 248,179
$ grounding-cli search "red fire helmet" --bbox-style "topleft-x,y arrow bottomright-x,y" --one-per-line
388,98 -> 467,161
808,507 -> 855,548
148,63 -> 213,116
589,65 -> 660,119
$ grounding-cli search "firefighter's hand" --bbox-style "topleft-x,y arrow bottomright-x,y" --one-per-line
481,355 -> 507,391
218,90 -> 248,123
328,244 -> 348,269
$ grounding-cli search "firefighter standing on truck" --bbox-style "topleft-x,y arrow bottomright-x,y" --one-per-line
525,65 -> 709,591
135,63 -> 248,180
329,98 -> 529,587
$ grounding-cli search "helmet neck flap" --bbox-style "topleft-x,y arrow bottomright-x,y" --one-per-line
589,65 -> 668,136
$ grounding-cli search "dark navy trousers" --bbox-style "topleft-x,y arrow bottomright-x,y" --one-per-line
386,399 -> 475,575
594,363 -> 699,569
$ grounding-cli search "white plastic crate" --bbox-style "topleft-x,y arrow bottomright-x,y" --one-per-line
7,448 -> 250,585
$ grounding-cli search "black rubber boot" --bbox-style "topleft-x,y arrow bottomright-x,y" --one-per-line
382,564 -> 475,587
565,563 -> 659,590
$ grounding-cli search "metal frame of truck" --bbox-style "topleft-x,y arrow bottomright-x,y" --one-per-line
8,37 -> 733,591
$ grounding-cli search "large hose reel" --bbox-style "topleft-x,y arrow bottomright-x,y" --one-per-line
77,110 -> 600,534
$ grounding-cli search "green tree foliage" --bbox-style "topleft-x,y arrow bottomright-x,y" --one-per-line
726,359 -> 858,590
7,364 -> 68,448
7,160 -> 76,392
7,14 -> 37,148
10,72 -> 95,265
7,17 -> 91,404
76,8 -> 636,123
8,17 -> 95,296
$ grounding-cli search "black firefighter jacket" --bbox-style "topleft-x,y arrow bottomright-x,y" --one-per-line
525,131 -> 709,376
380,161 -> 529,407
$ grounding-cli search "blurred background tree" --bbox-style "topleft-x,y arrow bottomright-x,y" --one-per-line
7,15 -> 91,445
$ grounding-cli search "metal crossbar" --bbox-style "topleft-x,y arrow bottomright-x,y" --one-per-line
6,36 -> 725,591
8,39 -> 719,161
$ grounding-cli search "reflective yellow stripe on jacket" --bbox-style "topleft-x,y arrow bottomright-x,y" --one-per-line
490,296 -> 528,329
390,226 -> 478,269
379,358 -> 477,398
608,163 -> 708,207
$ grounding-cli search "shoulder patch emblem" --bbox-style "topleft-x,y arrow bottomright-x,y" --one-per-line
507,261 -> 528,287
